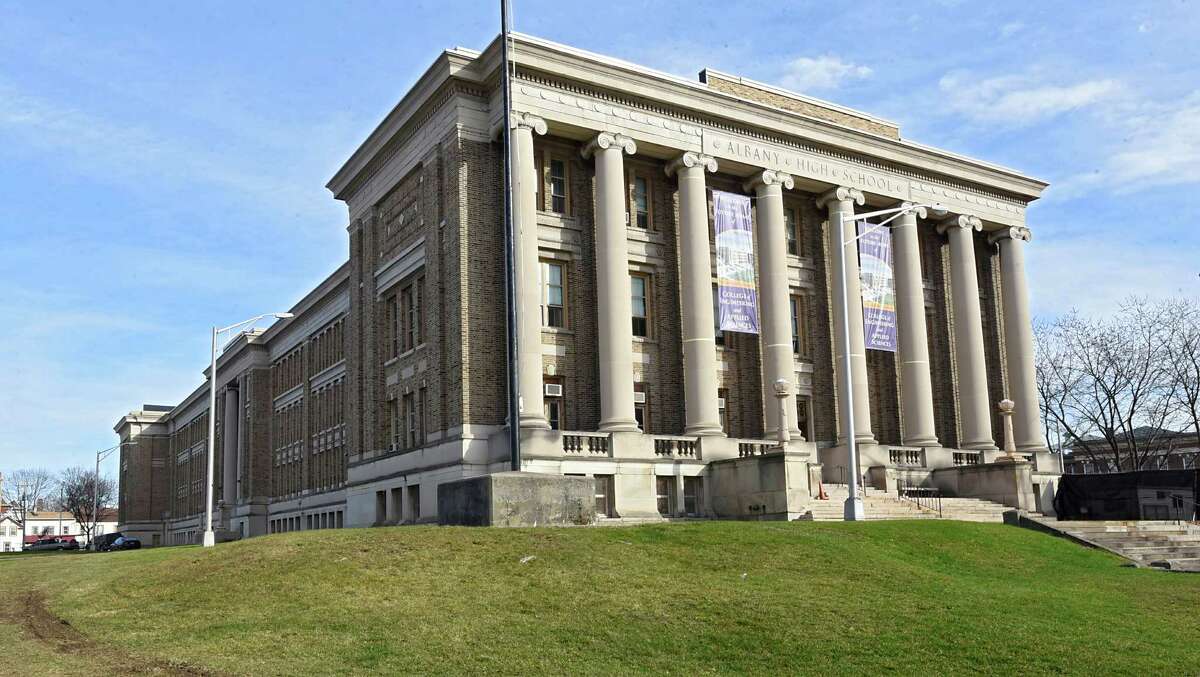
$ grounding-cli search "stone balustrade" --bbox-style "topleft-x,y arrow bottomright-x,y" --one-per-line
888,447 -> 926,468
561,432 -> 611,456
652,435 -> 698,459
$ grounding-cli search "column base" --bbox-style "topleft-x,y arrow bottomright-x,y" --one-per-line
684,422 -> 725,437
598,418 -> 641,433
518,415 -> 552,431
961,440 -> 999,452
1016,443 -> 1050,454
764,425 -> 805,442
837,435 -> 878,445
901,436 -> 941,447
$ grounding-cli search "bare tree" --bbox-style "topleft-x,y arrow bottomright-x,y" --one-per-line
60,467 -> 115,546
1163,298 -> 1200,450
1,468 -> 56,545
1035,299 -> 1179,472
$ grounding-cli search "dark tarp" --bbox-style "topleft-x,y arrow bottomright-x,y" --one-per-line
1054,469 -> 1199,520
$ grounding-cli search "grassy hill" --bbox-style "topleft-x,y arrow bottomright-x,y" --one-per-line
3,520 -> 1199,675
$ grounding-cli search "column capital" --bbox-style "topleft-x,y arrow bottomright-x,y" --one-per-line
743,169 -> 793,193
816,186 -> 865,209
895,201 -> 927,220
512,112 -> 547,135
665,152 -> 717,177
936,213 -> 983,235
987,225 -> 1033,245
581,132 -> 636,159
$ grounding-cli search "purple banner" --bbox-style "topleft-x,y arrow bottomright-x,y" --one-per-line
858,222 -> 897,352
713,190 -> 759,334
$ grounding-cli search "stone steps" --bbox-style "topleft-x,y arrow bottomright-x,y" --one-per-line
1044,519 -> 1200,572
805,492 -> 1018,523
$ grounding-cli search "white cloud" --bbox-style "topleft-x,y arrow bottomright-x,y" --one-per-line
1138,21 -> 1153,33
999,22 -> 1024,38
1028,234 -> 1200,318
938,72 -> 1120,126
1050,92 -> 1200,197
779,55 -> 873,92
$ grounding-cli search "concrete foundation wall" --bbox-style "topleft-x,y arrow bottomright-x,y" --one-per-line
437,472 -> 596,527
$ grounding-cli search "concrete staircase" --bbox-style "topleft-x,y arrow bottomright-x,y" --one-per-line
809,484 -> 1016,523
1048,520 -> 1200,572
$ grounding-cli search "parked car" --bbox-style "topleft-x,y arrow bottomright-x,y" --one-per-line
94,532 -> 124,552
111,536 -> 141,551
28,537 -> 74,552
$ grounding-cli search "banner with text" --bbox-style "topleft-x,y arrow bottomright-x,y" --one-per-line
858,222 -> 897,352
713,190 -> 759,334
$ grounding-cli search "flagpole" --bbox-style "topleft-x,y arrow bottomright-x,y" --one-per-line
500,0 -> 521,472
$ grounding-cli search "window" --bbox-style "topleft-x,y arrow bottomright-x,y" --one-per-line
542,261 -> 566,328
785,206 -> 798,255
549,158 -> 567,214
632,175 -> 650,229
713,285 -> 724,347
791,295 -> 811,359
796,396 -> 811,442
655,476 -> 675,516
544,377 -> 563,430
594,475 -> 614,517
631,274 -> 649,338
389,399 -> 402,450
718,388 -> 729,432
684,477 -> 704,516
404,392 -> 417,449
633,382 -> 648,431
394,275 -> 425,354
418,386 -> 429,444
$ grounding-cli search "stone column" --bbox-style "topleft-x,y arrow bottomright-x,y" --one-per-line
938,214 -> 996,450
221,386 -> 239,506
747,170 -> 802,438
990,226 -> 1049,452
892,204 -> 939,447
818,187 -> 875,444
583,132 -> 640,432
667,152 -> 722,436
512,112 -> 550,429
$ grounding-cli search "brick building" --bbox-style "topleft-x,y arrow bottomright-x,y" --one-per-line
116,34 -> 1062,543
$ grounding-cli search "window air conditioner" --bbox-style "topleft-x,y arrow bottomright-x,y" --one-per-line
633,392 -> 646,404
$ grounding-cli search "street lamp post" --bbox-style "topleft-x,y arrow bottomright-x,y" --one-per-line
202,312 -> 293,548
93,441 -> 132,550
835,201 -> 945,521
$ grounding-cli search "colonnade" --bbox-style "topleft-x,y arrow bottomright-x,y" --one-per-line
508,112 -> 1047,454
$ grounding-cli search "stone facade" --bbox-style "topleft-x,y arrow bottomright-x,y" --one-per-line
115,33 -> 1058,542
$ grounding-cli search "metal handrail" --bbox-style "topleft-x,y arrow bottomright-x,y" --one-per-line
897,479 -> 942,518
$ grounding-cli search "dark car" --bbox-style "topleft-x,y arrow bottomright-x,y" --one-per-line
94,532 -> 124,552
111,536 -> 141,551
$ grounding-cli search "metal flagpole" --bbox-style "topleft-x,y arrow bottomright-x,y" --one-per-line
500,0 -> 521,472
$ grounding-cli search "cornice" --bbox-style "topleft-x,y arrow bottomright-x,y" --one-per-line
494,35 -> 1046,202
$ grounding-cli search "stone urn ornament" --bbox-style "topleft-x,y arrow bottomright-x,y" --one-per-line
997,399 -> 1022,462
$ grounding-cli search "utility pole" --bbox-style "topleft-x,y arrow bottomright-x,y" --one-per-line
500,0 -> 521,472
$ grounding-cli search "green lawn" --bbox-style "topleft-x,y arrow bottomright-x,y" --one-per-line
2,521 -> 1198,675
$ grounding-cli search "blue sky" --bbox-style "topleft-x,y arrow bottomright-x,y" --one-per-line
2,1 -> 1197,477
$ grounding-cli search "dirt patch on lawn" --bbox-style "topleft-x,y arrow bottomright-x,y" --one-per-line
9,591 -> 221,676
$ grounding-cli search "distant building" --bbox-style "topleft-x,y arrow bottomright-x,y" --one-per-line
1064,427 -> 1200,474
116,33 -> 1060,542
0,510 -> 118,552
